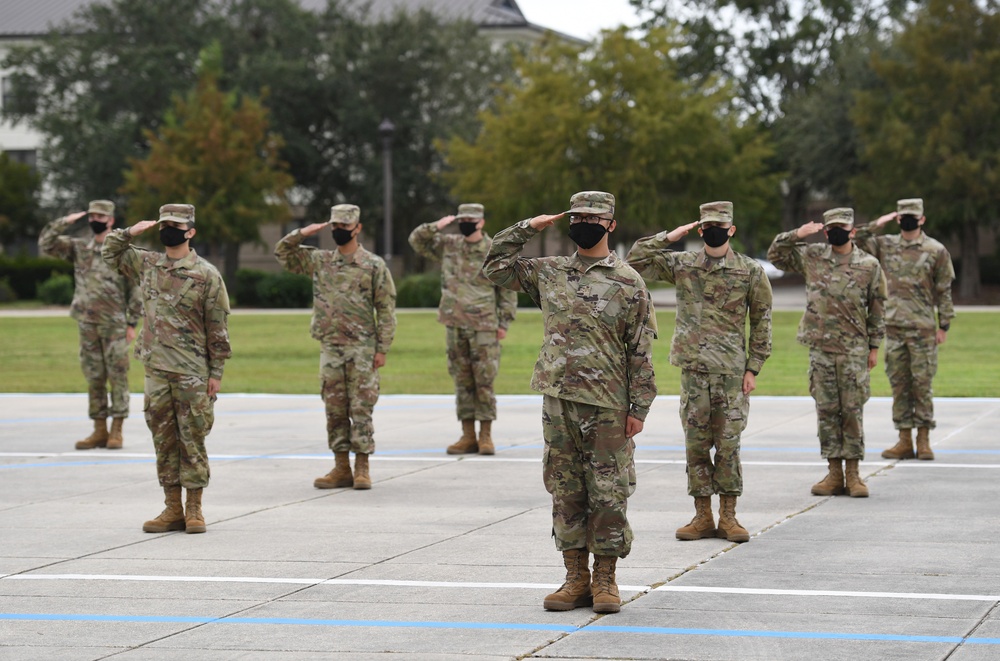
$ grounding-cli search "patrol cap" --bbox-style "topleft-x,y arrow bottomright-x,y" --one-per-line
455,203 -> 484,220
329,204 -> 360,226
157,203 -> 196,226
568,191 -> 615,216
699,201 -> 733,226
897,198 -> 924,217
823,207 -> 854,227
88,200 -> 115,216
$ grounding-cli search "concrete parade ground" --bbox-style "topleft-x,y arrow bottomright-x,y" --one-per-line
1,392 -> 999,660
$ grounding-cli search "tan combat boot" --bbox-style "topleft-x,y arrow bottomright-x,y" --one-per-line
185,488 -> 206,533
75,418 -> 109,450
353,453 -> 371,490
882,429 -> 914,459
543,549 -> 592,611
591,555 -> 621,614
106,418 -> 124,450
717,495 -> 751,543
916,427 -> 934,460
478,420 -> 495,455
844,459 -> 869,498
675,496 -> 716,540
314,452 -> 353,489
142,486 -> 185,533
446,420 -> 478,454
811,458 -> 846,496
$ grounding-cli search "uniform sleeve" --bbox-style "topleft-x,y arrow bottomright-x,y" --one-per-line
496,285 -> 518,331
853,221 -> 884,260
102,229 -> 146,282
373,261 -> 397,355
746,265 -> 773,374
482,219 -> 543,305
624,285 -> 657,421
767,230 -> 807,274
38,217 -> 76,261
625,232 -> 680,284
125,277 -> 142,327
867,263 -> 888,349
934,247 -> 956,329
274,229 -> 316,276
204,272 -> 233,381
408,222 -> 445,262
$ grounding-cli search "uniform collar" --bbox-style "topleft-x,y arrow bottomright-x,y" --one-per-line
157,248 -> 200,271
900,232 -> 925,248
335,244 -> 367,264
570,250 -> 620,272
694,246 -> 737,271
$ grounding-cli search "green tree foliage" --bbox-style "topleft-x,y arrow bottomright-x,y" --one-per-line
121,43 -> 293,281
851,0 -> 1000,299
0,153 -> 41,245
442,28 -> 780,254
1,0 -> 513,262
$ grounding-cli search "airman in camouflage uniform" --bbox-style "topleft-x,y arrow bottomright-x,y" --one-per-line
275,204 -> 396,491
408,203 -> 517,455
855,198 -> 955,461
768,208 -> 886,498
103,203 -> 231,534
627,201 -> 772,544
484,191 -> 656,615
39,200 -> 141,450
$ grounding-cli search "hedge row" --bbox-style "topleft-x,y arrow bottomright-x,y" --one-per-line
0,256 -> 74,300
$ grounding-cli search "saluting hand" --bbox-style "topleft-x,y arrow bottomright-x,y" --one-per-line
129,220 -> 158,236
65,211 -> 87,224
300,222 -> 329,237
436,215 -> 457,230
528,212 -> 565,230
875,212 -> 898,228
796,221 -> 825,239
665,221 -> 699,244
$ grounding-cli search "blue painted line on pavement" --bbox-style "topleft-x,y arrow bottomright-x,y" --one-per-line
1,613 -> 997,644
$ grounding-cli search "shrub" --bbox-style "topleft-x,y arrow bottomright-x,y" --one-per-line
0,255 -> 74,299
234,268 -> 268,306
37,273 -> 75,305
396,272 -> 442,308
0,277 -> 16,303
255,272 -> 312,308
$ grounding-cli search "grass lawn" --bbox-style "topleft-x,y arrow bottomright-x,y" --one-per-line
1,310 -> 996,397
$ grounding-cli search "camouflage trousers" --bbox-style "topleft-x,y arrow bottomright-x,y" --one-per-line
808,349 -> 870,460
886,327 -> 938,430
143,367 -> 214,489
320,343 -> 380,455
446,326 -> 500,421
680,370 -> 748,497
542,396 -> 635,559
79,322 -> 130,420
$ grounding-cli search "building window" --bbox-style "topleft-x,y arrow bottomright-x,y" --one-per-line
4,150 -> 37,171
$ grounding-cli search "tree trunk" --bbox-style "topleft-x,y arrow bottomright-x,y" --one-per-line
958,218 -> 980,301
781,180 -> 809,231
224,241 -> 240,289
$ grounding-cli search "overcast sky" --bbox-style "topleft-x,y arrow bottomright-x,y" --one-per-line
515,0 -> 644,40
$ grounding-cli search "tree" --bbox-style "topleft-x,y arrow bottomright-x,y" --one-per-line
121,43 -> 293,282
442,28 -> 780,255
851,0 -> 1000,299
0,154 -> 41,248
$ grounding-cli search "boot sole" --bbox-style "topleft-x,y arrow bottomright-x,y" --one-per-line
593,602 -> 621,614
353,482 -> 372,490
676,529 -> 717,541
881,452 -> 915,459
314,480 -> 353,489
185,525 -> 207,534
717,530 -> 750,543
811,487 -> 846,496
478,448 -> 495,455
143,521 -> 186,533
917,455 -> 934,460
446,448 -> 479,455
543,597 -> 593,611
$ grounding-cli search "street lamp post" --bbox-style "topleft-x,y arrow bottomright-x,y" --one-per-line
378,118 -> 395,265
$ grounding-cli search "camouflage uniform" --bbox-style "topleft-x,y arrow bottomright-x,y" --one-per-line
483,193 -> 656,559
768,212 -> 887,460
275,218 -> 396,456
102,207 -> 231,489
408,207 -> 517,423
39,205 -> 141,421
855,199 -> 955,431
627,202 -> 772,497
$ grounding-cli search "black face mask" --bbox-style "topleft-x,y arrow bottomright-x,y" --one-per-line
159,225 -> 189,247
826,226 -> 851,247
89,220 -> 110,234
458,221 -> 479,237
569,223 -> 608,250
332,227 -> 355,246
701,225 -> 731,248
899,214 -> 920,232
